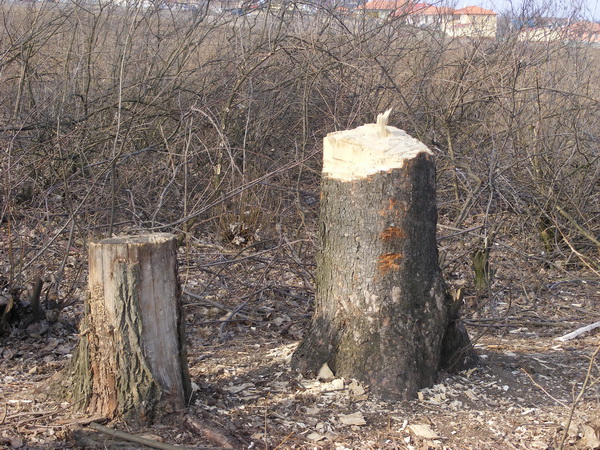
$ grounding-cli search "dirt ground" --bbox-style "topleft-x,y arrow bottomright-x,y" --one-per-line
1,230 -> 599,449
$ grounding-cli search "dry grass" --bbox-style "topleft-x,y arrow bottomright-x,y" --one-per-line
0,2 -> 598,446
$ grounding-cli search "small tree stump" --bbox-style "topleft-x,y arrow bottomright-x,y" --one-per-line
59,233 -> 190,423
292,112 -> 476,400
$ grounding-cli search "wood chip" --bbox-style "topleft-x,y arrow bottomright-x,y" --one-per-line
317,363 -> 335,381
306,432 -> 326,442
409,424 -> 439,439
582,423 -> 600,449
223,382 -> 254,394
465,390 -> 478,400
348,380 -> 365,396
338,412 -> 367,426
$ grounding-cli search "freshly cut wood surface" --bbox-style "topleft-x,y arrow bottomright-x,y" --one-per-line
322,112 -> 431,181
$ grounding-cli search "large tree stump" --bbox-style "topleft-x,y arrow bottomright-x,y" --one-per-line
59,233 -> 191,423
292,112 -> 476,400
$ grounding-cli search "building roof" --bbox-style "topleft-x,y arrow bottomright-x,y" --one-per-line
361,2 -> 497,17
402,2 -> 426,12
420,5 -> 455,15
391,3 -> 455,16
568,21 -> 600,33
360,0 -> 407,11
454,6 -> 497,16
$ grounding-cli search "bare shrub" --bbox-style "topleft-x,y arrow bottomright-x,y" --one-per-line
0,0 -> 598,317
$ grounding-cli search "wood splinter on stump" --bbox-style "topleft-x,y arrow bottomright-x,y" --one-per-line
54,233 -> 191,424
291,111 -> 477,400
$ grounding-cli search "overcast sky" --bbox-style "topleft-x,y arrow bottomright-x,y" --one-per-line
455,0 -> 600,20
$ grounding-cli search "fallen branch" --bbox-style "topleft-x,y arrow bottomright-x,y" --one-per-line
88,422 -> 218,450
219,298 -> 251,341
0,401 -> 6,425
555,321 -> 600,342
549,279 -> 600,290
465,319 -> 572,328
7,398 -> 86,427
554,204 -> 600,249
56,416 -> 108,426
520,368 -> 568,408
183,290 -> 252,319
183,414 -> 243,449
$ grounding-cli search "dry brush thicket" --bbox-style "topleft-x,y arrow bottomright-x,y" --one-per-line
1,1 -> 598,312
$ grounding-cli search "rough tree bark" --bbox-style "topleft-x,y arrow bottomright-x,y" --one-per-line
292,112 -> 476,400
56,233 -> 191,424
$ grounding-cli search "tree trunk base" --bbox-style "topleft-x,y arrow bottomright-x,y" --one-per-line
291,121 -> 477,400
51,234 -> 191,425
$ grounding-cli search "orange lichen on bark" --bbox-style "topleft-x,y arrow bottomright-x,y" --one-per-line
379,198 -> 398,216
378,253 -> 403,275
380,227 -> 405,240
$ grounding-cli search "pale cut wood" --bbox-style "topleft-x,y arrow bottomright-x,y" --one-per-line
322,112 -> 431,181
376,108 -> 392,137
57,233 -> 190,424
555,321 -> 600,341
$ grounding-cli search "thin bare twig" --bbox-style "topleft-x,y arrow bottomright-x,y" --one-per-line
558,343 -> 600,450
183,289 -> 253,320
520,368 -> 569,408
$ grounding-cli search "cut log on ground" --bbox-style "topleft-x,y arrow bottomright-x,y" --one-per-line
292,112 -> 477,400
54,233 -> 191,424
555,321 -> 600,341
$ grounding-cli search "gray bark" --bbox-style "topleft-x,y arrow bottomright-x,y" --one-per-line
292,152 -> 476,400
